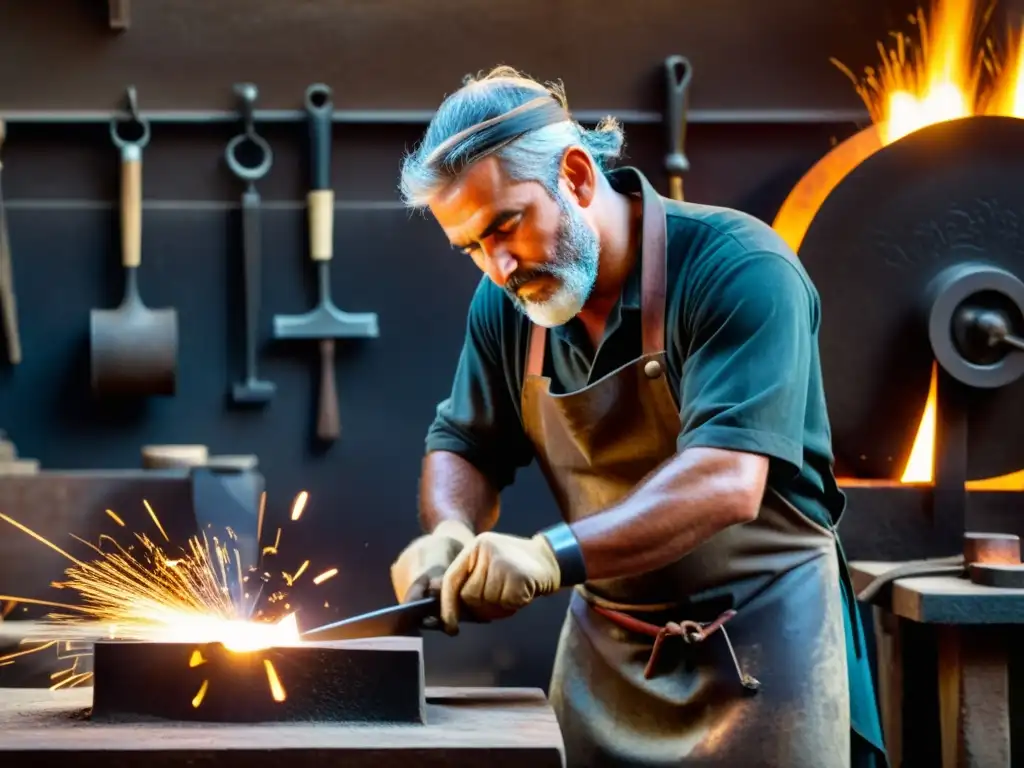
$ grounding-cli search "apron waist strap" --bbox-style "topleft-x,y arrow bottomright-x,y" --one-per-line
589,604 -> 760,693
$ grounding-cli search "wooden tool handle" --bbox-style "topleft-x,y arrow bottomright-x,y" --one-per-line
308,189 -> 334,261
317,338 -> 340,441
305,83 -> 334,262
121,146 -> 142,268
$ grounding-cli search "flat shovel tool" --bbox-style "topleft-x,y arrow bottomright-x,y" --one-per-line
273,84 -> 379,441
90,97 -> 178,396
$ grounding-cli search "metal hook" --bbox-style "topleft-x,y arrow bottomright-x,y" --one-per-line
110,85 -> 150,151
225,83 -> 273,183
235,83 -> 258,138
126,85 -> 141,122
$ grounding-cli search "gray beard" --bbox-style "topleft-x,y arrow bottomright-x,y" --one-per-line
503,196 -> 599,327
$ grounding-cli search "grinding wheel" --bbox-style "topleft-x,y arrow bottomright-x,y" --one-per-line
792,115 -> 1024,481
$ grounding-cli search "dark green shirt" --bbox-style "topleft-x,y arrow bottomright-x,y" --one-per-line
425,167 -> 886,755
425,167 -> 846,529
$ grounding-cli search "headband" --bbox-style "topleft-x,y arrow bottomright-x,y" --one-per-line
424,95 -> 570,171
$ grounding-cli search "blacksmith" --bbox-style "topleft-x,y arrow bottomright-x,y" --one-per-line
390,65 -> 887,767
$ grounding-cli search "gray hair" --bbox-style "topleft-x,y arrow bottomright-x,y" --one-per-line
399,66 -> 625,209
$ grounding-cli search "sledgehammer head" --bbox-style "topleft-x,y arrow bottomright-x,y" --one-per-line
273,301 -> 379,340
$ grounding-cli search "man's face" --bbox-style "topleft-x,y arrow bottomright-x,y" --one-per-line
429,155 -> 599,327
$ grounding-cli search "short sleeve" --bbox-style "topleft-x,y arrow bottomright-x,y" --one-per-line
675,252 -> 813,478
424,279 -> 534,490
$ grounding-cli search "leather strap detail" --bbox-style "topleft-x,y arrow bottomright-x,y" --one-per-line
537,521 -> 588,587
638,175 -> 668,355
526,320 -> 547,378
592,605 -> 758,691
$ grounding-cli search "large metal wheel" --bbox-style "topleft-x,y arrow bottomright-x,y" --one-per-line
776,115 -> 1024,481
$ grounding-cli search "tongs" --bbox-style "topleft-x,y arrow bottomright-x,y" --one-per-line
300,592 -> 488,642
300,595 -> 445,642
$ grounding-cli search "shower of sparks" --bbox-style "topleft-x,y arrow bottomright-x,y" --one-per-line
830,0 -> 1024,145
0,490 -> 338,707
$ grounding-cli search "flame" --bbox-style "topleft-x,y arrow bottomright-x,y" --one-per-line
775,0 -> 1024,485
901,364 -> 939,483
0,490 -> 337,705
833,0 -> 1010,149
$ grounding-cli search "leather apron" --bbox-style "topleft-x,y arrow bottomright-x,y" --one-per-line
520,180 -> 851,767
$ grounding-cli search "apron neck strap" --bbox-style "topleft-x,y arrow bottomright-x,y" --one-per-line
525,171 -> 669,378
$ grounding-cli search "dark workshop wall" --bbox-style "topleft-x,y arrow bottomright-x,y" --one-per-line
0,0 -> 940,688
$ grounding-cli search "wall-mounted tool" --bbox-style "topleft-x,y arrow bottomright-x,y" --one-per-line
226,84 -> 275,406
0,119 -> 21,365
108,0 -> 130,30
0,430 -> 38,475
663,55 -> 693,201
141,444 -> 209,470
90,87 -> 178,396
273,84 -> 379,442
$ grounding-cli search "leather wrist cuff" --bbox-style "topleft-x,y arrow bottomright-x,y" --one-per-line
537,522 -> 588,587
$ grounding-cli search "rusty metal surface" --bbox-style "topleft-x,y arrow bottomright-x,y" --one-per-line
90,637 -> 426,723
0,686 -> 566,768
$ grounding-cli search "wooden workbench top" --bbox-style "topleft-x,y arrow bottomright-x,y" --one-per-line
850,560 -> 1024,624
0,686 -> 566,767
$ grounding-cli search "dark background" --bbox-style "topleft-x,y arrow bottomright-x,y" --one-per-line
0,0 -> 1014,688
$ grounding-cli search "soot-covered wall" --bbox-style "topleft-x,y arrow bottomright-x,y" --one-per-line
1,0 -> 929,687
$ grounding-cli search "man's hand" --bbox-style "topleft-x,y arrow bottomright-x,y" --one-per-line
390,519 -> 475,603
440,531 -> 561,633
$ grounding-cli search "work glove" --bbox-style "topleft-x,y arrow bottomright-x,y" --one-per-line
440,531 -> 561,634
390,519 -> 475,603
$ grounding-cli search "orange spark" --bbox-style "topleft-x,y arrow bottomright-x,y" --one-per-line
291,491 -> 309,521
313,568 -> 338,585
0,513 -> 85,566
257,490 -> 267,544
283,560 -> 310,587
264,659 -> 286,702
192,679 -> 210,708
143,499 -> 170,542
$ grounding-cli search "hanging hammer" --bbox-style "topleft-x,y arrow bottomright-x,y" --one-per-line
273,84 -> 379,442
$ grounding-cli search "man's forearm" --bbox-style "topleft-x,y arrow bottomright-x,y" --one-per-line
419,450 -> 501,535
567,447 -> 768,581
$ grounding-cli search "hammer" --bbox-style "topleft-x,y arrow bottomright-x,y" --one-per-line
273,84 -> 379,442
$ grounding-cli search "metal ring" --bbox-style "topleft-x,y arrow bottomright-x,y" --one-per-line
224,131 -> 273,182
109,85 -> 151,150
927,262 -> 1024,389
305,83 -> 333,112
